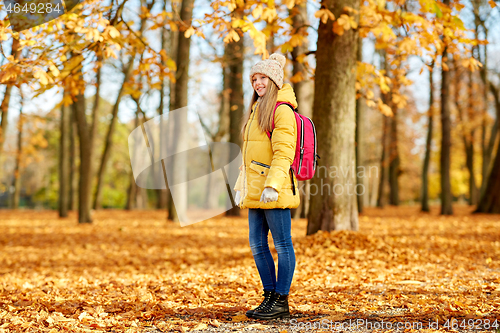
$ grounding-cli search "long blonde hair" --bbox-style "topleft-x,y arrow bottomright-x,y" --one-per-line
240,78 -> 279,140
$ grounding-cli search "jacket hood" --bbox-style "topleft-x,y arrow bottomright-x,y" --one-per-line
277,83 -> 298,109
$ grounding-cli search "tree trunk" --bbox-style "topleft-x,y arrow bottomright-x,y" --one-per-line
72,59 -> 96,223
225,17 -> 244,217
291,0 -> 314,219
388,107 -> 399,206
156,1 -> 169,210
466,68 -> 478,204
0,38 -> 21,159
59,96 -> 70,217
355,36 -> 367,212
376,51 -> 390,208
266,18 -> 276,55
452,61 -> 478,206
377,115 -> 389,208
12,94 -> 23,209
167,0 -> 195,222
126,111 -> 140,210
475,82 -> 500,213
421,62 -> 434,212
475,128 -> 500,213
213,64 -> 230,143
484,82 -> 499,177
478,29 -> 489,198
0,85 -> 13,156
68,109 -> 76,211
307,0 -> 360,234
440,29 -> 453,214
167,0 -> 180,221
72,94 -> 93,222
386,56 -> 399,206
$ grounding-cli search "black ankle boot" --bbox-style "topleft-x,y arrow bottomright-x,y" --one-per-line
246,290 -> 275,318
252,292 -> 290,320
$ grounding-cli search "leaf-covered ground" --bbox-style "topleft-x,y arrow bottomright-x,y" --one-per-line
0,205 -> 498,332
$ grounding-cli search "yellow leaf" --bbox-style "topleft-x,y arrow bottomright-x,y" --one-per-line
227,1 -> 236,11
378,99 -> 393,116
107,26 -> 120,38
252,4 -> 263,18
60,54 -> 84,77
338,14 -> 350,29
223,30 -> 240,43
285,0 -> 295,9
85,30 -> 93,41
261,8 -> 277,23
392,93 -> 407,109
315,9 -> 334,24
350,17 -> 358,29
231,19 -> 244,28
281,42 -> 293,53
49,65 -> 60,77
290,71 -> 304,83
169,21 -> 178,32
34,69 -> 50,85
184,27 -> 195,38
343,6 -> 355,13
333,21 -> 344,35
232,314 -> 247,322
314,9 -> 325,19
327,9 -> 335,20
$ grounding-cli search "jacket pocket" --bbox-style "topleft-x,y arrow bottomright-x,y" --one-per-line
249,160 -> 270,176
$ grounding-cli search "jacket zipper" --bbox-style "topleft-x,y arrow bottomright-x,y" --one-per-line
308,117 -> 317,170
242,102 -> 258,204
251,160 -> 270,168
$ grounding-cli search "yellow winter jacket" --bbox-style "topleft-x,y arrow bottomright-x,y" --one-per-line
234,83 -> 300,209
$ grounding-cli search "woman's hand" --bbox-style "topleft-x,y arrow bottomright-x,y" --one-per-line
260,187 -> 278,203
235,191 -> 241,206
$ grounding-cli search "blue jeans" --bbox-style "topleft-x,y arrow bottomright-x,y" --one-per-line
248,208 -> 296,295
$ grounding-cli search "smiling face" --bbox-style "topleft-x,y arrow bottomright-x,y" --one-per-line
252,74 -> 269,97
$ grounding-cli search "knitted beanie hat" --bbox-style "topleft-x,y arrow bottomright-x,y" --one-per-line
249,53 -> 286,90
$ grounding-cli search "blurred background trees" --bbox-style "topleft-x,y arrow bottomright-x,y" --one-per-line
0,0 -> 499,229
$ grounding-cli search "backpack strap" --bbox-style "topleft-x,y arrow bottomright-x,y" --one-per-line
266,102 -> 295,140
266,102 -> 297,194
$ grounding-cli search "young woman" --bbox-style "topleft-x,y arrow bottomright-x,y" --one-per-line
233,53 -> 300,320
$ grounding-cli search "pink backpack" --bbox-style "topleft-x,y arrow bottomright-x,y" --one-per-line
266,102 -> 320,186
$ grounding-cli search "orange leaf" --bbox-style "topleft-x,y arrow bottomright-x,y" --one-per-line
333,22 -> 344,36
